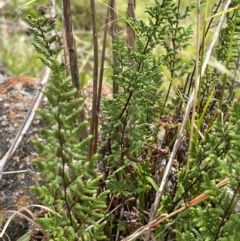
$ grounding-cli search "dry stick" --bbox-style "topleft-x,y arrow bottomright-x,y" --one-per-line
2,169 -> 39,175
62,0 -> 85,126
146,1 -> 232,239
61,5 -> 70,77
126,0 -> 136,51
97,1 -> 111,120
0,67 -> 51,181
109,0 -> 120,97
108,0 -> 121,157
88,0 -> 99,160
62,0 -> 80,92
126,0 -> 136,130
122,177 -> 230,241
49,0 -> 56,40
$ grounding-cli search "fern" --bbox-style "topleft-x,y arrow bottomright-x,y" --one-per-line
165,104 -> 240,241
26,12 -> 108,241
24,1 -> 240,240
101,0 -> 195,238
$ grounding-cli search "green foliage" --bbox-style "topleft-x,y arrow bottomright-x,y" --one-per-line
206,0 -> 240,109
137,1 -> 240,240
27,13 -> 108,241
216,0 -> 240,71
24,1 -> 240,240
101,0 -> 195,237
155,102 -> 240,240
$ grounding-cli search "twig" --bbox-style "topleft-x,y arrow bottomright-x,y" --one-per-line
97,0 -> 110,113
62,0 -> 85,129
109,0 -> 120,96
126,0 -> 136,51
88,0 -> 99,160
0,68 -> 51,182
49,0 -> 57,49
61,0 -> 80,92
94,0 -> 111,160
2,169 -> 39,175
146,0 -> 232,239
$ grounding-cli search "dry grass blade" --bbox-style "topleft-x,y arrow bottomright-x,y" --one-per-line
0,203 -> 61,239
0,206 -> 41,238
208,56 -> 240,82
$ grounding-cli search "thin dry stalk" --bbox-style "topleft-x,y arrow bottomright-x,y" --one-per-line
0,207 -> 42,238
88,0 -> 99,160
49,0 -> 57,49
146,0 -> 232,239
61,0 -> 80,92
61,3 -> 70,76
0,203 -> 63,239
109,0 -> 120,96
126,0 -> 136,51
96,1 -> 111,128
61,0 -> 86,139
